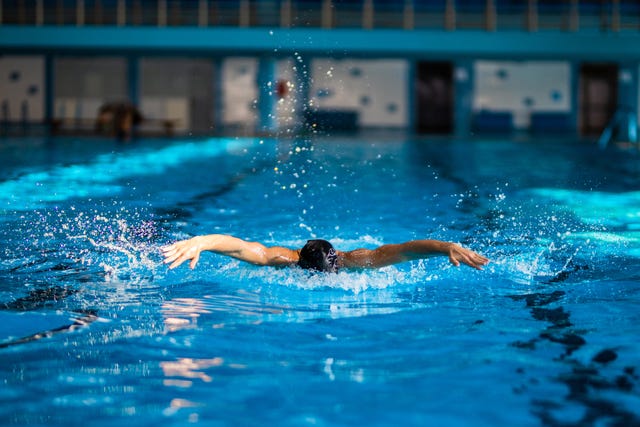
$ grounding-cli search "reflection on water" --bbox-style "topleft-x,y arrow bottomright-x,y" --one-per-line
161,357 -> 223,385
163,398 -> 202,421
160,291 -> 289,332
162,298 -> 212,332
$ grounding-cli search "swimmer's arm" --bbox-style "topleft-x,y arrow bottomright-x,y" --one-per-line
162,234 -> 299,269
341,240 -> 489,270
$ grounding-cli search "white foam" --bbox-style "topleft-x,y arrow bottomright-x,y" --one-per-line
204,257 -> 441,294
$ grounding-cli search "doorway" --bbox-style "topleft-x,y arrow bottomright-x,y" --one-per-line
415,61 -> 454,134
579,63 -> 618,136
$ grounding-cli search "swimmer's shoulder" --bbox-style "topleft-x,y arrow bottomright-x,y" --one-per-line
337,248 -> 375,269
264,246 -> 300,266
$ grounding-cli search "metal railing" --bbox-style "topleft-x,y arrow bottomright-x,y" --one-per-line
0,0 -> 637,31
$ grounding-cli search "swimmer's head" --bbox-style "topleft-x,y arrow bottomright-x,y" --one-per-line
298,239 -> 339,273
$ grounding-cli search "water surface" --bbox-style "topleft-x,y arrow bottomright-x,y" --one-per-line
1,135 -> 639,426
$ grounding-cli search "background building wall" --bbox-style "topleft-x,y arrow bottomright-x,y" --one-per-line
220,57 -> 410,131
473,61 -> 571,129
275,58 -> 301,133
0,55 -> 44,122
1,53 -> 636,136
140,58 -> 214,134
222,57 -> 258,129
309,58 -> 408,127
54,57 -> 127,122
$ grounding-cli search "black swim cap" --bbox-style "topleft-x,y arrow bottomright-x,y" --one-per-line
298,239 -> 339,273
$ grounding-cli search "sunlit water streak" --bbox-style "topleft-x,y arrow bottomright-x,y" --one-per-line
0,137 -> 258,211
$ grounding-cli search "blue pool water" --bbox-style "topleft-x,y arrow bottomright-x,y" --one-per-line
0,135 -> 639,426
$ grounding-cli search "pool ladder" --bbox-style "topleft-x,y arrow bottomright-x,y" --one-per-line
598,107 -> 638,150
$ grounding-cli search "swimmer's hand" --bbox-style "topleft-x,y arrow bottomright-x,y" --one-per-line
162,237 -> 206,270
446,243 -> 489,270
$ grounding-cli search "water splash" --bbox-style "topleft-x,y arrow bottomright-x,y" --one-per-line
1,204 -> 164,289
71,216 -> 161,284
165,254 -> 444,296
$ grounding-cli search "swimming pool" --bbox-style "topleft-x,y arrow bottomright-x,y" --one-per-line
0,134 -> 639,426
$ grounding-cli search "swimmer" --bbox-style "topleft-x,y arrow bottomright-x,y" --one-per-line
162,234 -> 489,273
